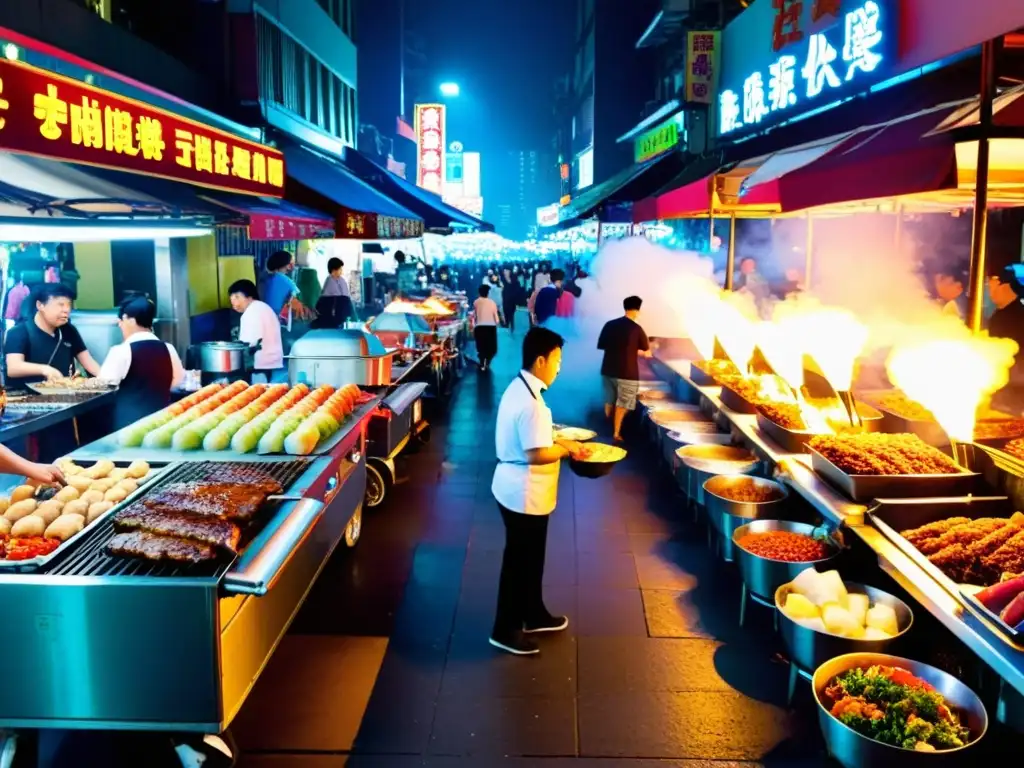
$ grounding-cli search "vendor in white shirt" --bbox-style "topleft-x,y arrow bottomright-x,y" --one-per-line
228,279 -> 287,384
100,296 -> 184,430
490,327 -> 582,656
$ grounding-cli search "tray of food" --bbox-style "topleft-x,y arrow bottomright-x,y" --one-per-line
807,433 -> 978,502
869,496 -> 1024,641
27,377 -> 117,396
553,425 -> 597,441
115,381 -> 373,457
756,400 -> 884,454
0,458 -> 161,570
718,378 -> 760,414
689,359 -> 739,387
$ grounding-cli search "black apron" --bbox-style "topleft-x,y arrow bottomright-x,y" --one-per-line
111,339 -> 173,431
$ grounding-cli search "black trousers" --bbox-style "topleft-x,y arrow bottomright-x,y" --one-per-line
474,325 -> 498,364
493,504 -> 551,636
503,301 -> 517,331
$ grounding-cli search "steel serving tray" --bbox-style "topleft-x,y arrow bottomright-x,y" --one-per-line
808,446 -> 979,502
857,389 -> 950,447
688,362 -> 719,388
756,404 -> 885,454
719,383 -> 758,414
867,496 -> 1014,612
26,382 -> 117,397
0,459 -> 169,572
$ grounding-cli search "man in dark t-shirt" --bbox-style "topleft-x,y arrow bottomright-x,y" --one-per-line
5,283 -> 98,386
597,295 -> 651,441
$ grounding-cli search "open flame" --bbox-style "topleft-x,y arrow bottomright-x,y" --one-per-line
383,298 -> 454,316
795,304 -> 868,393
886,333 -> 1018,441
714,292 -> 759,372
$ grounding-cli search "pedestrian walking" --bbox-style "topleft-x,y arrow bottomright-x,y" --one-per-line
473,284 -> 502,372
490,327 -> 582,655
597,296 -> 651,442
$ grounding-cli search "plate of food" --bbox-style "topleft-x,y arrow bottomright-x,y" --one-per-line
813,653 -> 987,764
27,377 -> 117,396
568,442 -> 627,479
553,425 -> 597,442
0,458 -> 158,570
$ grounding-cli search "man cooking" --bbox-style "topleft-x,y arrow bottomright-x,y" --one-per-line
987,267 -> 1024,414
99,296 -> 185,430
228,279 -> 286,384
5,283 -> 100,386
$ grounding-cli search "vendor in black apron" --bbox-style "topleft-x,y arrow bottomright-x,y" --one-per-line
4,283 -> 101,461
98,296 -> 184,430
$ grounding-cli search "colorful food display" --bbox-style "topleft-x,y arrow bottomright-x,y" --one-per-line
117,382 -> 371,456
900,513 -> 1024,585
0,459 -> 154,561
737,530 -> 830,562
822,665 -> 972,751
808,433 -> 964,475
781,568 -> 899,639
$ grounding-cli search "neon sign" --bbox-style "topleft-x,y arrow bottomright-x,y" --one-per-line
718,0 -> 894,138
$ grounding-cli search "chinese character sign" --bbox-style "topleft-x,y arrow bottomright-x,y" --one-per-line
415,103 -> 446,194
685,31 -> 720,104
0,59 -> 284,196
718,0 -> 892,137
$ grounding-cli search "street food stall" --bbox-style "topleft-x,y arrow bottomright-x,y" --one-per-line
0,381 -> 378,755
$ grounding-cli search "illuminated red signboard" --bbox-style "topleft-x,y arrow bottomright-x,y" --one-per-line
0,59 -> 284,197
414,103 -> 446,194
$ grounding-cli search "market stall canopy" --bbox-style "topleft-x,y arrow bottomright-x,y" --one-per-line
343,149 -> 492,232
282,144 -> 424,240
633,166 -> 781,222
560,150 -> 683,225
199,192 -> 335,241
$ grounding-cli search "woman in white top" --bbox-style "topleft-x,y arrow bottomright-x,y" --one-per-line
473,284 -> 503,371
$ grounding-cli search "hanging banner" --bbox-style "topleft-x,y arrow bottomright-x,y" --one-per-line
0,59 -> 284,197
414,103 -> 446,195
685,30 -> 720,104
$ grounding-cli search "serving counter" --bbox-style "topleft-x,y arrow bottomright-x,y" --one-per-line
0,390 -> 116,445
652,355 -> 1024,702
0,396 -> 376,735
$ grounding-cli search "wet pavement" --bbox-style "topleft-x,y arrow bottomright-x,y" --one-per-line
234,329 -> 828,766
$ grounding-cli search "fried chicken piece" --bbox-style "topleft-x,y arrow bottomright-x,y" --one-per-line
980,529 -> 1024,582
916,518 -> 1008,556
926,543 -> 973,583
901,517 -> 972,547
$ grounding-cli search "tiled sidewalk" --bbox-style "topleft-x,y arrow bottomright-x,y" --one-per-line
235,331 -> 827,767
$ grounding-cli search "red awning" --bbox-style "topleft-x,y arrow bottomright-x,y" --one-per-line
767,108 -> 959,212
634,174 -> 714,222
202,193 -> 335,240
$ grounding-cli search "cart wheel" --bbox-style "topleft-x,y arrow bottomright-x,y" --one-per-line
365,462 -> 389,508
345,507 -> 363,547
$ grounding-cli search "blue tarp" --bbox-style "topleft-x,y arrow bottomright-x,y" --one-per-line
343,149 -> 493,231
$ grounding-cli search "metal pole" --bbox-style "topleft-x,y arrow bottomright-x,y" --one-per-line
725,213 -> 736,291
967,39 -> 997,333
804,213 -> 814,290
399,0 -> 406,120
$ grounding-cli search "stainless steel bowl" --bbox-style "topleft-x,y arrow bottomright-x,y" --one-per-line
197,341 -> 249,373
813,653 -> 987,768
703,475 -> 789,561
733,520 -> 840,602
777,582 -> 912,675
678,445 -> 759,507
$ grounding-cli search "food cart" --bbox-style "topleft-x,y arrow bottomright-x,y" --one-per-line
0,382 -> 377,763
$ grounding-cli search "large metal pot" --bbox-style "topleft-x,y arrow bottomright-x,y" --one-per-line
733,520 -> 840,602
287,328 -> 395,387
777,582 -> 912,676
677,445 -> 759,506
703,474 -> 789,561
812,653 -> 987,768
198,341 -> 249,374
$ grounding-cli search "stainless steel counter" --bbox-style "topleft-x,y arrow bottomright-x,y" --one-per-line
653,354 -> 1024,698
0,390 -> 116,444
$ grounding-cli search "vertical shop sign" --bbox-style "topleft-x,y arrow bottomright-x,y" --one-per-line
414,103 -> 446,194
685,31 -> 720,104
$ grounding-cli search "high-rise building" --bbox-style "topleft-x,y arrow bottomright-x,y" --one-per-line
485,150 -> 556,240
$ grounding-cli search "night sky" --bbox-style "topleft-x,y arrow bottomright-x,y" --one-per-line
360,0 -> 576,156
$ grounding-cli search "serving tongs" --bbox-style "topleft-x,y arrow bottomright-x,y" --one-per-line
837,390 -> 862,429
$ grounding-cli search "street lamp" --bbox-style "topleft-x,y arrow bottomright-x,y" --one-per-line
439,82 -> 460,98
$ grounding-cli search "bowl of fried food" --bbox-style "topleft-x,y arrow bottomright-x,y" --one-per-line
568,442 -> 627,479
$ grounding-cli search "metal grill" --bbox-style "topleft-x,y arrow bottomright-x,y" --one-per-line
49,460 -> 312,579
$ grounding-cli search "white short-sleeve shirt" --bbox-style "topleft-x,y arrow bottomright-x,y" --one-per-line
99,331 -> 185,389
238,299 -> 284,370
492,370 -> 559,515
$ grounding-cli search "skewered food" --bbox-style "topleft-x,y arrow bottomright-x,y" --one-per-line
822,665 -> 972,751
737,530 -> 830,561
45,514 -> 84,542
809,433 -> 963,475
113,507 -> 241,552
108,531 -> 216,564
